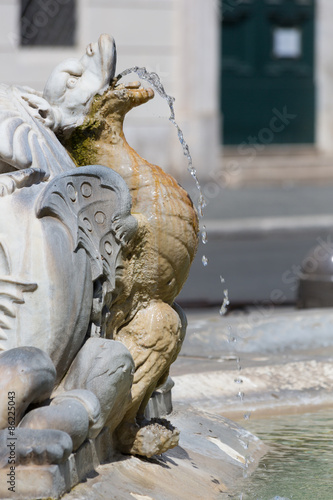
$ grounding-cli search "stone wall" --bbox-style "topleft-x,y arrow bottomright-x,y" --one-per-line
0,0 -> 220,182
1,0 -> 331,181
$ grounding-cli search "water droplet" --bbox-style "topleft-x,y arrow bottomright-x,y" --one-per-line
226,324 -> 237,342
243,412 -> 251,420
243,458 -> 251,477
220,275 -> 225,283
234,378 -> 243,384
202,255 -> 208,266
197,193 -> 207,218
201,225 -> 208,244
219,289 -> 230,316
237,391 -> 245,401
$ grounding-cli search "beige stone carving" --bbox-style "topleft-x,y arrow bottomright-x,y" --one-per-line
58,80 -> 199,456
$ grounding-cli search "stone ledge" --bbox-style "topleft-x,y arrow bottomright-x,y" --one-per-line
204,214 -> 333,238
0,406 -> 267,500
62,405 -> 267,500
171,308 -> 333,419
0,427 -> 114,500
220,147 -> 333,188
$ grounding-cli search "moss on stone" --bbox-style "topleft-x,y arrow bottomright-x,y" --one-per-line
65,121 -> 99,167
63,95 -> 105,167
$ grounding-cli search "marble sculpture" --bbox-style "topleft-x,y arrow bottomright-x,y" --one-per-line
0,34 -> 198,469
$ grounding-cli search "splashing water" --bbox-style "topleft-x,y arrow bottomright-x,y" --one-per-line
227,325 -> 237,343
241,440 -> 249,450
219,288 -> 230,316
219,276 -> 230,316
117,67 -> 207,217
237,391 -> 245,401
116,67 -> 257,452
201,225 -> 208,244
202,255 -> 208,267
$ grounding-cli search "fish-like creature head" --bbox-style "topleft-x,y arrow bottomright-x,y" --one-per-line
43,34 -> 116,132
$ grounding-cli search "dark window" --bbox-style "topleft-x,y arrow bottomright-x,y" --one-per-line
20,0 -> 76,46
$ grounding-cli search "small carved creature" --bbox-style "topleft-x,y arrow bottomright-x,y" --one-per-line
41,35 -> 199,456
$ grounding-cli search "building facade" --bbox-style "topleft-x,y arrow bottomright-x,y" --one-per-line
0,0 -> 219,184
0,0 -> 333,185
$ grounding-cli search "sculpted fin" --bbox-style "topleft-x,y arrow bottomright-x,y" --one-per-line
36,165 -> 137,283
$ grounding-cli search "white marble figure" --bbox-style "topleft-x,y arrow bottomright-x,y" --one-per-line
0,35 -> 138,466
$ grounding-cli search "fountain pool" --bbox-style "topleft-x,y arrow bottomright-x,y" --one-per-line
234,408 -> 333,500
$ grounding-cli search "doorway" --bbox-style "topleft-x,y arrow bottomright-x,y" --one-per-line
221,0 -> 315,146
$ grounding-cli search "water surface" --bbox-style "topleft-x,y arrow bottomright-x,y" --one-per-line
235,409 -> 333,500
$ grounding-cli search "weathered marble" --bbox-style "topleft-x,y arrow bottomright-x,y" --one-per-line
0,406 -> 268,500
25,33 -> 117,134
0,32 -> 198,479
0,32 -> 265,500
0,35 -> 141,471
24,33 -> 200,457
54,75 -> 199,457
0,159 -> 138,461
0,426 -> 114,500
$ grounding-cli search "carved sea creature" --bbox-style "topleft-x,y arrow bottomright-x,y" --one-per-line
55,62 -> 199,455
20,33 -> 198,458
0,35 -> 140,466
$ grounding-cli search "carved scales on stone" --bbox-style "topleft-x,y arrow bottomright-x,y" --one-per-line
36,165 -> 137,285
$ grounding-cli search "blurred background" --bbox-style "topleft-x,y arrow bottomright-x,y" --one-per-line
2,0 -> 333,310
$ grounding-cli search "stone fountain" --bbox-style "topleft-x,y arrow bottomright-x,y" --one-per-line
0,34 -> 265,499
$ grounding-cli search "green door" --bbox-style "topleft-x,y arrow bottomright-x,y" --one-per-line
221,0 -> 315,145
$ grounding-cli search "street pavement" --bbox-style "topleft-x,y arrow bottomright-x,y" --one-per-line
178,184 -> 333,306
172,306 -> 333,420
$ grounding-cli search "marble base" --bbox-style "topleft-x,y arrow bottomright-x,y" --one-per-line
0,405 -> 267,500
0,427 -> 114,500
62,404 -> 267,500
